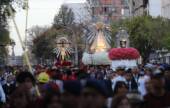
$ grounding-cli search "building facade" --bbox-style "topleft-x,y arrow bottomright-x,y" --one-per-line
64,3 -> 91,23
161,0 -> 170,19
86,0 -> 130,23
130,0 -> 149,16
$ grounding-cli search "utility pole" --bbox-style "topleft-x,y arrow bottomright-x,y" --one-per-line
25,0 -> 29,49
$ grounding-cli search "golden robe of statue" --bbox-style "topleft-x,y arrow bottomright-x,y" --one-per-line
90,30 -> 111,52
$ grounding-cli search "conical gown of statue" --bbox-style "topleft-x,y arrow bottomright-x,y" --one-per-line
90,30 -> 111,52
82,28 -> 111,65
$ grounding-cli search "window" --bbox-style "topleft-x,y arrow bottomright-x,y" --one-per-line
102,7 -> 110,14
121,0 -> 126,5
92,7 -> 95,15
104,7 -> 108,13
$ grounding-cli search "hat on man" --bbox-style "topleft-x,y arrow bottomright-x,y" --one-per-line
37,72 -> 50,83
152,69 -> 164,79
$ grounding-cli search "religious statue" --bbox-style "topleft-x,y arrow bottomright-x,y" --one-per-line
53,37 -> 72,61
82,22 -> 112,65
116,28 -> 129,48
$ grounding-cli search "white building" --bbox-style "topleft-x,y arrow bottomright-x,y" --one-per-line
86,0 -> 130,23
64,3 -> 91,23
161,0 -> 170,19
129,0 -> 149,16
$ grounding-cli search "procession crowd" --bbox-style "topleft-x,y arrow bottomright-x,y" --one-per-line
0,63 -> 170,108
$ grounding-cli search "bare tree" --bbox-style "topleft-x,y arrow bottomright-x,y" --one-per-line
53,5 -> 75,26
27,25 -> 48,41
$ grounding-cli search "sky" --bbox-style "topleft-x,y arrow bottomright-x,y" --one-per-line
9,0 -> 161,56
9,0 -> 86,56
149,0 -> 161,17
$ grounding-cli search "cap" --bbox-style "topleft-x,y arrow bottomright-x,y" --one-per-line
152,69 -> 164,79
37,72 -> 50,83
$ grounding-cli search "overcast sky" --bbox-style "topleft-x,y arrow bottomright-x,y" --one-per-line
149,0 -> 161,16
9,0 -> 161,56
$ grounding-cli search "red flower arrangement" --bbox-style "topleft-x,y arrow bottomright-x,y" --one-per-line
55,61 -> 72,67
108,48 -> 140,60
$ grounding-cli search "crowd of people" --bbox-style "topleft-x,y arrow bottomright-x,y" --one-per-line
0,63 -> 170,108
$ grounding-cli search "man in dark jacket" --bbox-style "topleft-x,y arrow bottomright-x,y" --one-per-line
2,74 -> 16,100
144,69 -> 170,108
131,67 -> 141,91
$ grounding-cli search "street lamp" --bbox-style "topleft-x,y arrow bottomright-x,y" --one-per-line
10,40 -> 16,59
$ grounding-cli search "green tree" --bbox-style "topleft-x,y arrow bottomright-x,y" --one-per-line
161,19 -> 170,50
0,0 -> 24,64
31,4 -> 84,65
111,16 -> 170,63
0,0 -> 24,27
31,27 -> 57,64
0,28 -> 10,64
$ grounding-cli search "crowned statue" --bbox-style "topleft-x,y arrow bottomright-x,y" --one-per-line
82,22 -> 111,65
90,22 -> 111,52
109,28 -> 140,70
115,27 -> 129,48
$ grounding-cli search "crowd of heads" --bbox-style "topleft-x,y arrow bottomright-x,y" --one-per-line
0,63 -> 170,108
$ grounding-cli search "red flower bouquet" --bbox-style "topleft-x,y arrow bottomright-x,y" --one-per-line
108,48 -> 140,60
55,61 -> 72,67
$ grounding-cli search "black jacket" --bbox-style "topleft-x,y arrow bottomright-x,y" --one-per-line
130,74 -> 140,91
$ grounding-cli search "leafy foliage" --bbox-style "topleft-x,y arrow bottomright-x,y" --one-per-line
0,0 -> 24,27
0,28 -> 11,64
0,0 -> 24,64
31,5 -> 85,65
53,5 -> 75,26
111,16 -> 170,62
0,28 -> 10,60
31,27 -> 57,62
